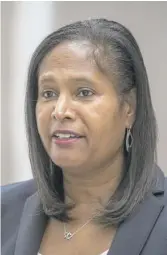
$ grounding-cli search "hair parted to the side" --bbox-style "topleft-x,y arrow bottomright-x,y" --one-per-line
25,19 -> 157,227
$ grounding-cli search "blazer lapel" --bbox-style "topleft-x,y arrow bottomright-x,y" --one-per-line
108,169 -> 165,255
14,192 -> 48,255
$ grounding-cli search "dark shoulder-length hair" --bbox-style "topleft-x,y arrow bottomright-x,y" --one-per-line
25,19 -> 157,227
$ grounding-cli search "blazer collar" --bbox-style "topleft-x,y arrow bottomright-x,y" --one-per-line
14,168 -> 165,255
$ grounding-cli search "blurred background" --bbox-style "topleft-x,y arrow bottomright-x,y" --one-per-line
1,1 -> 167,185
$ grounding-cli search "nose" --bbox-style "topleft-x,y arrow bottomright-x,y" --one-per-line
51,95 -> 76,122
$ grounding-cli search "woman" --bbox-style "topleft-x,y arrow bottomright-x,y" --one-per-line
1,19 -> 167,255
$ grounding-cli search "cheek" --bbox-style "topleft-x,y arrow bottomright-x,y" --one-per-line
85,98 -> 125,147
85,96 -> 118,129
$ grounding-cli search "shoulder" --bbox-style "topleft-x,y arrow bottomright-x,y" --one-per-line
1,179 -> 36,203
1,179 -> 37,252
1,178 -> 36,194
1,179 -> 36,218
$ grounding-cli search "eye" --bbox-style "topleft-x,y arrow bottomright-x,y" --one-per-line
42,90 -> 57,99
77,89 -> 94,97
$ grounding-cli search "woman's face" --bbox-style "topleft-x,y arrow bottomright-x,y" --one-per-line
36,41 -> 132,174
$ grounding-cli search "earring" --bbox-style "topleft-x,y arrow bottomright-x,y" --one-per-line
125,127 -> 133,152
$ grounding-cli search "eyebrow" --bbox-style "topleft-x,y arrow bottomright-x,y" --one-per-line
38,73 -> 56,84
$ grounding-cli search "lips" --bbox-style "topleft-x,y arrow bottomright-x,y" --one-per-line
52,129 -> 84,144
51,130 -> 84,145
52,130 -> 84,139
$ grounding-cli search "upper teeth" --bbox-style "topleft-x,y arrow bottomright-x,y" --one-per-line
55,133 -> 77,138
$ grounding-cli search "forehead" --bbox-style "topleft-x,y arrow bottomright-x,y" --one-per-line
38,41 -> 98,76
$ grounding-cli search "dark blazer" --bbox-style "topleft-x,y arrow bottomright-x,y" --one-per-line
1,167 -> 167,255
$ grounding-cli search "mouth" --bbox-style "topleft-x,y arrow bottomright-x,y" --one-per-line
51,130 -> 84,145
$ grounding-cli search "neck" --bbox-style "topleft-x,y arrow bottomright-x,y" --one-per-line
63,152 -> 124,222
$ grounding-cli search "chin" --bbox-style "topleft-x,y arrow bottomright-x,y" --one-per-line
52,155 -> 84,170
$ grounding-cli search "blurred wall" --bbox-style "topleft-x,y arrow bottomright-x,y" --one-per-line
1,1 -> 167,185
1,2 -> 55,184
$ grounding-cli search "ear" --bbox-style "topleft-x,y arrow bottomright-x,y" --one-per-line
124,88 -> 136,128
